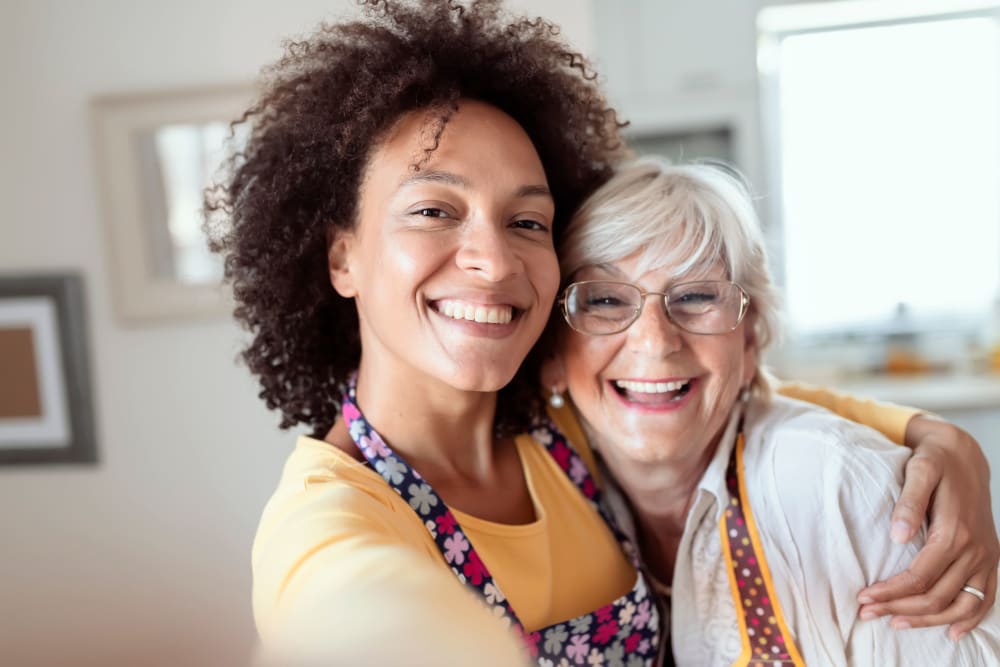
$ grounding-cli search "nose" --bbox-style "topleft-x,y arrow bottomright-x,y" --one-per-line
455,217 -> 523,282
626,295 -> 684,358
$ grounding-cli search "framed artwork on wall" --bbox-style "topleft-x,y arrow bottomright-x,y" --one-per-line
92,85 -> 254,323
0,274 -> 97,464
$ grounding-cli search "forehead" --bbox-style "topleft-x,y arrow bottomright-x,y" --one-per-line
369,100 -> 547,184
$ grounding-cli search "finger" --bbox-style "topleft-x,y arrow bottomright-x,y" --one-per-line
858,538 -> 953,604
858,551 -> 975,620
947,568 -> 998,640
872,571 -> 990,632
891,455 -> 941,544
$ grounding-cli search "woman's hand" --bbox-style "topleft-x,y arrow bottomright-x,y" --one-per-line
857,416 -> 999,639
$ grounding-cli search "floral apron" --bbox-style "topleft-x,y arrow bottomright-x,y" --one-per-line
719,433 -> 806,667
341,379 -> 660,665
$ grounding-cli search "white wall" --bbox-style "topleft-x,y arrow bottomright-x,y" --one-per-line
0,2 -> 592,665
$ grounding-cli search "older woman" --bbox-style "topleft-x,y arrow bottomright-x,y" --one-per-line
545,158 -> 1000,665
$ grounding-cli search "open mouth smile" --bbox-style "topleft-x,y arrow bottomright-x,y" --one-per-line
433,299 -> 518,325
612,378 -> 694,405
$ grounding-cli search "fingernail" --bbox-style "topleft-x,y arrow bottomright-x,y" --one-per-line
860,609 -> 876,621
892,619 -> 911,630
890,521 -> 912,544
857,595 -> 874,605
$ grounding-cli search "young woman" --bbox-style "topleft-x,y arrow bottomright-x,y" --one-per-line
207,1 -> 997,663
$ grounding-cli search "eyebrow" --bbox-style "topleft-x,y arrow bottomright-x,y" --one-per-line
397,170 -> 553,199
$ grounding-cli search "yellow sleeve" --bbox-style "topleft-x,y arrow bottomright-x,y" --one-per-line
776,381 -> 918,445
252,438 -> 527,666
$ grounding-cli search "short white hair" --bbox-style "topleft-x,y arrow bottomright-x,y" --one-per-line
559,156 -> 781,394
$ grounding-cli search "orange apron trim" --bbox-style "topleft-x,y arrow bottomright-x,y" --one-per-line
719,433 -> 807,667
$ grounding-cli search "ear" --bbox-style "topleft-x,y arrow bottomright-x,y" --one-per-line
327,229 -> 357,298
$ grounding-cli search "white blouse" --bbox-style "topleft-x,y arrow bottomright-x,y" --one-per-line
605,394 -> 1000,667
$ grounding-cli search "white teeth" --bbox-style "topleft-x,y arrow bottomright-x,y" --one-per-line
438,300 -> 513,324
614,379 -> 688,393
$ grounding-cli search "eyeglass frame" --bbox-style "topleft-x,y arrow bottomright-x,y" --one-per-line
558,279 -> 751,336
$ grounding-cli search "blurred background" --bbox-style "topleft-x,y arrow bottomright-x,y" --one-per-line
0,1 -> 997,664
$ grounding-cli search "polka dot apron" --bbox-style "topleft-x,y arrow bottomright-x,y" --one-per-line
341,378 -> 660,665
719,433 -> 806,667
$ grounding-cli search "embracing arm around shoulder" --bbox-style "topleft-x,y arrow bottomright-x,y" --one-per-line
777,381 -> 999,631
754,412 -> 1000,667
252,439 -> 527,666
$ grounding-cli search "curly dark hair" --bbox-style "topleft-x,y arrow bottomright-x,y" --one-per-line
206,0 -> 627,436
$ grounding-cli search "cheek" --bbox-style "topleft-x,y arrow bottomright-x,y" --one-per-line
530,249 -> 561,301
561,336 -> 615,401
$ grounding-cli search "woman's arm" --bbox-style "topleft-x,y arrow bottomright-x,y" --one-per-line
777,381 -> 999,633
765,418 -> 1000,664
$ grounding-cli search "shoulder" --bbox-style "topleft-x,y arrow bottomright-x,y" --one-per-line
746,394 -> 909,487
742,395 -> 912,542
256,435 -> 422,545
252,436 -> 437,636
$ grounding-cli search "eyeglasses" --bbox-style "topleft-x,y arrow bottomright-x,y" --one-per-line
559,280 -> 750,336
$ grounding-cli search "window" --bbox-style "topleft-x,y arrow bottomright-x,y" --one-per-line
758,2 -> 1000,345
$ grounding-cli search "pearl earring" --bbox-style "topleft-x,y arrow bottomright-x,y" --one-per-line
549,387 -> 566,409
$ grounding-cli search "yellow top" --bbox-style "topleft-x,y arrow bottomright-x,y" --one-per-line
251,383 -> 917,662
252,433 -> 634,640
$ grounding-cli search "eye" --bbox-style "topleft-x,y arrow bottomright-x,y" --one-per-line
675,291 -> 717,304
509,218 -> 549,233
415,207 -> 450,218
586,294 -> 628,308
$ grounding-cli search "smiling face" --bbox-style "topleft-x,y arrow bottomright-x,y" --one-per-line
330,100 -> 559,396
557,255 -> 757,466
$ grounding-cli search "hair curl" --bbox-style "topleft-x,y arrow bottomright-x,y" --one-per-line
206,0 -> 627,436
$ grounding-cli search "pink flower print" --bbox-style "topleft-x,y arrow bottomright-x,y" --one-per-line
632,600 -> 651,629
581,478 -> 596,499
586,648 -> 605,666
593,620 -> 619,646
435,513 -> 457,535
595,604 -> 614,623
623,633 -> 641,653
551,440 -> 572,471
342,402 -> 361,422
569,457 -> 588,485
520,630 -> 542,658
443,532 -> 470,565
637,638 -> 651,655
463,550 -> 488,585
566,635 -> 590,665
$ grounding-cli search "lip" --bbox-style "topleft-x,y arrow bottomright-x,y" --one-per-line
607,377 -> 699,413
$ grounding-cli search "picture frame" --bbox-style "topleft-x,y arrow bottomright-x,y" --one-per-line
0,274 -> 97,464
91,85 -> 255,323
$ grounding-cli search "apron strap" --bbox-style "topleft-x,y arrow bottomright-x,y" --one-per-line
719,433 -> 806,667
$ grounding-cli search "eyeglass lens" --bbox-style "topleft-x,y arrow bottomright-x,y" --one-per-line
564,280 -> 746,335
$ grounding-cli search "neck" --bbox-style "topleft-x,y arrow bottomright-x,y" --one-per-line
350,355 -> 501,480
592,420 -> 725,583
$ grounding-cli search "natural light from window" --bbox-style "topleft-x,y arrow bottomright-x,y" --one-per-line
762,10 -> 1000,337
